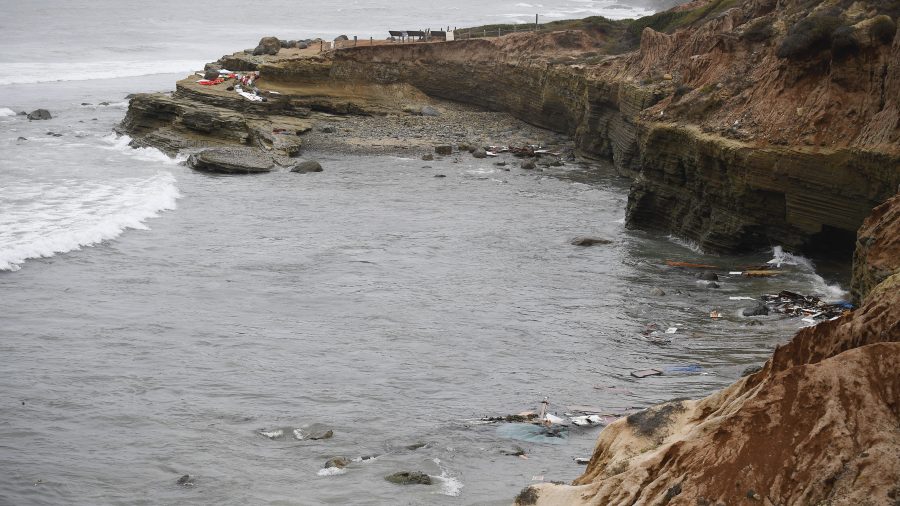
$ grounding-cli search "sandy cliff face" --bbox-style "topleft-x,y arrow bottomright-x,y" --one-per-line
519,195 -> 900,506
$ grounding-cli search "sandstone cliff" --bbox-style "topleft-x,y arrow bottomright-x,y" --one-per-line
520,193 -> 900,505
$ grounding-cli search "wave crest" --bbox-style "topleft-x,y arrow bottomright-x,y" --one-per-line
0,172 -> 180,271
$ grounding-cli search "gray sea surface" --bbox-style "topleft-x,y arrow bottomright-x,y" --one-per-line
0,1 -> 849,504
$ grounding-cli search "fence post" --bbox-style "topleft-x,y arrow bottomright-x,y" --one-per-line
354,35 -> 357,47
370,36 -> 373,46
535,14 -> 539,31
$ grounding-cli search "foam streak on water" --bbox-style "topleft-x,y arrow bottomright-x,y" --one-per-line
0,172 -> 180,271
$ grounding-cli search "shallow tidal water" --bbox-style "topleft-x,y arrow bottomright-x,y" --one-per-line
0,76 -> 848,505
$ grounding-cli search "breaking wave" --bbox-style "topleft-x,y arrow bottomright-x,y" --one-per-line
768,246 -> 846,301
0,172 -> 180,271
432,458 -> 464,497
101,134 -> 187,165
0,107 -> 16,117
0,60 -> 200,85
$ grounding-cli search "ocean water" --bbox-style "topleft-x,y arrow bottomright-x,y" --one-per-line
1,1 -> 850,504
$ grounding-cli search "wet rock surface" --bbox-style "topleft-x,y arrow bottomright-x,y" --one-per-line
27,109 -> 51,120
289,160 -> 323,173
384,471 -> 432,485
187,147 -> 274,174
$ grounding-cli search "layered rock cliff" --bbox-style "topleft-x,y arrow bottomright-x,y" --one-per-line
521,193 -> 900,505
323,0 -> 900,253
121,0 -> 900,253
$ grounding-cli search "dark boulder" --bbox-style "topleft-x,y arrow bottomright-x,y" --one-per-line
570,236 -> 612,246
385,471 -> 432,485
521,160 -> 536,170
421,153 -> 434,161
472,147 -> 487,159
252,36 -> 281,56
280,39 -> 296,48
290,160 -> 323,173
434,145 -> 452,155
27,109 -> 51,120
297,41 -> 309,49
176,474 -> 193,486
334,35 -> 349,41
707,281 -> 720,289
187,147 -> 274,174
651,287 -> 667,296
697,271 -> 719,281
742,302 -> 769,317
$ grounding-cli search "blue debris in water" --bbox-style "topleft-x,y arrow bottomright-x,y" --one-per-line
496,423 -> 569,444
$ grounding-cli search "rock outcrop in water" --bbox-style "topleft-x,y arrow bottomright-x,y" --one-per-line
119,0 -> 899,254
523,192 -> 900,505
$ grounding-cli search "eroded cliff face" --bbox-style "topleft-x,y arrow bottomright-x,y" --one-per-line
851,192 -> 900,305
323,0 -> 900,252
119,0 -> 899,253
518,194 -> 900,506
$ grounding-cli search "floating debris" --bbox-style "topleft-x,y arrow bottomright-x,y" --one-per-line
762,290 -> 852,323
631,368 -> 662,378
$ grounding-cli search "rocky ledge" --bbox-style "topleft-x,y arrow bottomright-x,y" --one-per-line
523,192 -> 900,505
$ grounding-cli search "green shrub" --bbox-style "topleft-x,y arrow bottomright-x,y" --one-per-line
831,25 -> 860,60
742,19 -> 774,43
870,16 -> 897,45
776,15 -> 843,60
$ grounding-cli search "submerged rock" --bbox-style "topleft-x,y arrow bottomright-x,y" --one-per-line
697,271 -> 718,281
176,474 -> 193,486
188,147 -> 274,174
742,303 -> 769,317
570,236 -> 612,246
324,457 -> 350,469
385,471 -> 432,485
27,109 -> 51,120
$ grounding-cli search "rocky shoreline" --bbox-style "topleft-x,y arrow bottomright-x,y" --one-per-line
116,1 -> 899,502
121,0 -> 899,255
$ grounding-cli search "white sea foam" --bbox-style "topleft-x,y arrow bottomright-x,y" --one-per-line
432,458 -> 463,497
316,467 -> 347,476
0,107 -> 16,117
768,246 -> 847,301
667,234 -> 706,255
0,172 -> 180,271
101,134 -> 187,165
0,60 -> 201,85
